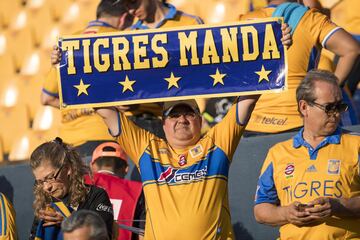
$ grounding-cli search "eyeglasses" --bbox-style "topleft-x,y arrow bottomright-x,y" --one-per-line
34,164 -> 65,187
166,112 -> 198,120
308,100 -> 348,115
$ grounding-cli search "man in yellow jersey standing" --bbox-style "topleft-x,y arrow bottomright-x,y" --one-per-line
240,0 -> 360,134
42,0 -> 134,162
254,70 -> 360,240
95,96 -> 259,240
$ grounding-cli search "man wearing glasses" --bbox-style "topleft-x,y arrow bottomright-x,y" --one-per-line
94,94 -> 259,240
254,70 -> 360,240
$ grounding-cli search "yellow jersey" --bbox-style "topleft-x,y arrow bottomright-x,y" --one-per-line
114,102 -> 244,240
240,7 -> 340,133
255,128 -> 360,239
0,193 -> 17,240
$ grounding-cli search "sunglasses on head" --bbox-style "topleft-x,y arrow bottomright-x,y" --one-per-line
308,100 -> 348,115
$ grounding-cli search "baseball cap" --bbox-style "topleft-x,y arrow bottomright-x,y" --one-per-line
91,142 -> 127,165
163,99 -> 200,117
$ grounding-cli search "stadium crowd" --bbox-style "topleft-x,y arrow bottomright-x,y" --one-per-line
0,0 -> 359,239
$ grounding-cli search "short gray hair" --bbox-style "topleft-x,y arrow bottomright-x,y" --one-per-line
296,69 -> 340,115
61,210 -> 109,240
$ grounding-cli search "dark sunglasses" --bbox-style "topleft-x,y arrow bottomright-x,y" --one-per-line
309,100 -> 348,115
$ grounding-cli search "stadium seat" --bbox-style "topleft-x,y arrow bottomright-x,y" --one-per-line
0,104 -> 30,155
8,129 -> 45,161
20,49 -> 51,77
32,105 -> 61,133
7,26 -> 35,72
17,74 -> 44,120
168,0 -> 197,15
0,79 -> 20,108
0,51 -> 16,85
26,0 -> 46,10
196,0 -> 249,24
0,30 -> 8,55
47,0 -> 73,22
76,0 -> 99,25
8,104 -> 60,161
0,1 -> 22,29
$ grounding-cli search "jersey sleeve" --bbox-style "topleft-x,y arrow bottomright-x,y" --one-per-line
254,148 -> 280,205
0,193 -> 17,240
302,9 -> 340,48
42,67 -> 59,97
207,101 -> 245,162
114,112 -> 155,166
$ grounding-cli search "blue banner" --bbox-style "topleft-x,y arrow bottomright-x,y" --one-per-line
58,18 -> 287,109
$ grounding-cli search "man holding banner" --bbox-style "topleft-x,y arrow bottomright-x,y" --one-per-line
52,16 -> 291,239
96,96 -> 259,240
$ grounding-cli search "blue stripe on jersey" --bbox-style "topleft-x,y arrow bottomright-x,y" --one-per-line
0,194 -> 6,236
307,47 -> 318,71
42,88 -> 59,98
255,162 -> 279,204
139,147 -> 230,186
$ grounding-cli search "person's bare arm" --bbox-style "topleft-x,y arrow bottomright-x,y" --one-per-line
41,91 -> 60,108
236,95 -> 260,125
95,108 -> 121,136
325,29 -> 360,85
254,202 -> 315,226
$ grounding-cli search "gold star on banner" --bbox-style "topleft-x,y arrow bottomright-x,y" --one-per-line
73,79 -> 91,96
210,68 -> 226,86
164,72 -> 181,89
118,75 -> 136,93
255,65 -> 272,83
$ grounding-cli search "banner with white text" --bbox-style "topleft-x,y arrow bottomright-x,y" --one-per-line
58,18 -> 287,109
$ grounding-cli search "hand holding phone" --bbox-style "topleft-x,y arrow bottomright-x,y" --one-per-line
297,203 -> 314,212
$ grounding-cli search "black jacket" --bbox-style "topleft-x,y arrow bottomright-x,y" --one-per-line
29,185 -> 113,239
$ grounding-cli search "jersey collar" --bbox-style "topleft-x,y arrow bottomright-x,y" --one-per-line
131,3 -> 177,30
293,127 -> 342,149
87,20 -> 117,29
266,4 -> 278,8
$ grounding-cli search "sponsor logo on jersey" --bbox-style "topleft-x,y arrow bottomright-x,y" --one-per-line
189,145 -> 203,158
178,155 -> 187,166
260,116 -> 288,125
158,167 -> 178,182
328,159 -> 341,175
285,164 -> 294,178
96,203 -> 113,214
306,164 -> 317,173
